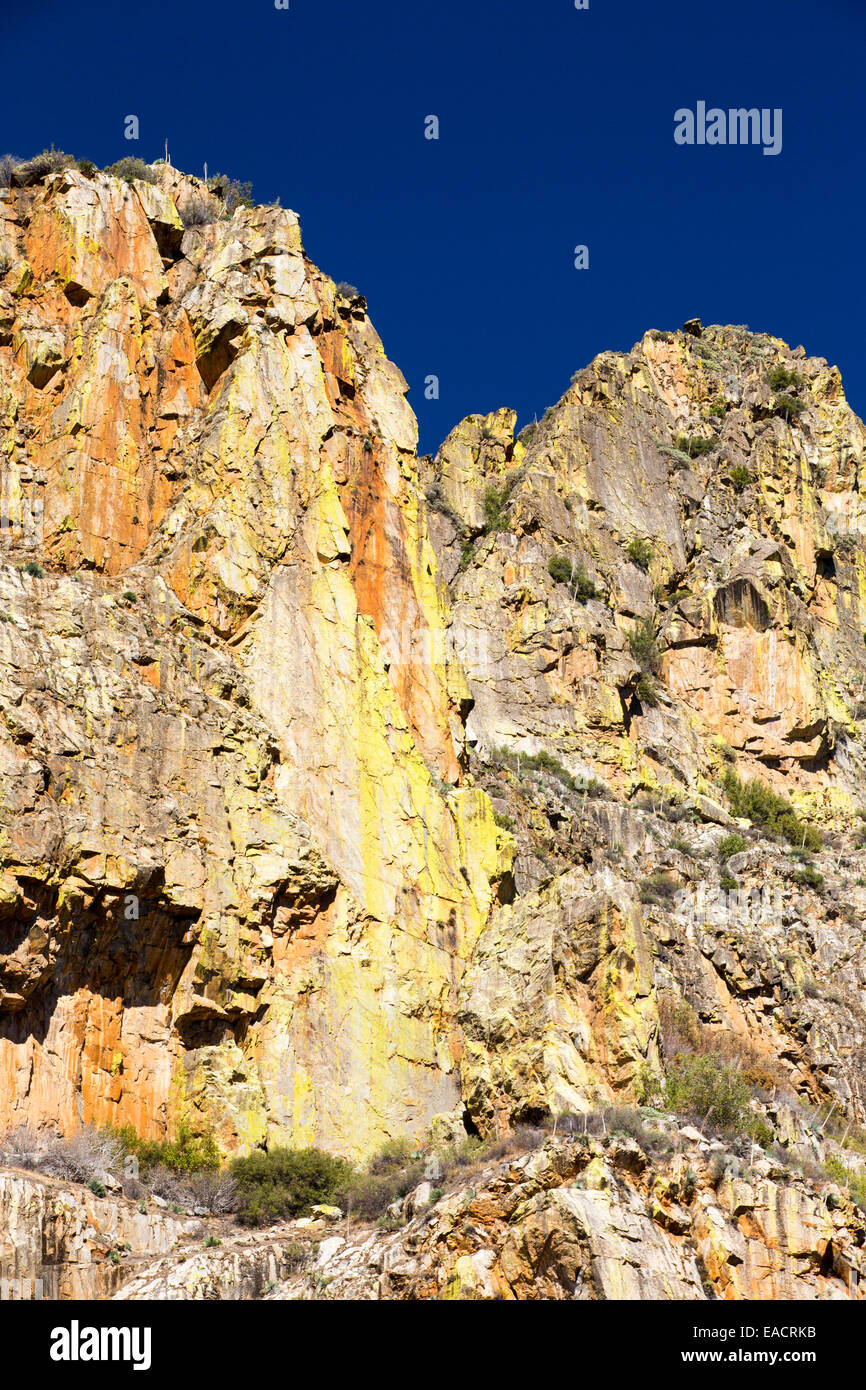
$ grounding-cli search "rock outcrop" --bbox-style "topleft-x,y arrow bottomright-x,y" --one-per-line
0,164 -> 512,1159
1,162 -> 865,1306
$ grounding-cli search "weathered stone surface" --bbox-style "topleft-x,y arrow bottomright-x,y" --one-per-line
0,166 -> 512,1159
1,162 -> 866,1313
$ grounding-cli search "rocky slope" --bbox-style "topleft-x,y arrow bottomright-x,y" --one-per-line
3,1120 -> 864,1301
1,158 -> 866,1298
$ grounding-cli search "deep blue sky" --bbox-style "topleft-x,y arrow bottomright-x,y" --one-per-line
2,0 -> 864,455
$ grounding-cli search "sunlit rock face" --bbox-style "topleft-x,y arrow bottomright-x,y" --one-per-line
0,166 -> 512,1158
1,157 -> 865,1208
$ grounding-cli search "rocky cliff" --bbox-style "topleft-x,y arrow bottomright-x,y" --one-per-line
1,158 -> 865,1292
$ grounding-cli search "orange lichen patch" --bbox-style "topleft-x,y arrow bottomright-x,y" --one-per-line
318,330 -> 355,394
25,172 -> 167,307
346,442 -> 459,780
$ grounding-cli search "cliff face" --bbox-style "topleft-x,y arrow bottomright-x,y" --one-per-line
1,162 -> 865,1209
0,165 -> 511,1158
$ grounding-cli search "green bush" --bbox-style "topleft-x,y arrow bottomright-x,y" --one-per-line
547,554 -> 601,601
722,768 -> 821,850
547,554 -> 573,585
675,434 -> 715,458
727,464 -> 752,491
718,833 -> 748,862
22,561 -> 44,577
626,537 -> 653,571
482,485 -> 511,532
638,872 -> 680,905
635,673 -> 659,706
794,864 -> 825,892
773,394 -> 803,421
767,365 -> 801,391
206,173 -> 254,213
664,1054 -> 754,1134
230,1146 -> 353,1227
104,157 -> 158,185
111,1122 -> 221,1175
628,617 -> 661,671
491,744 -> 581,793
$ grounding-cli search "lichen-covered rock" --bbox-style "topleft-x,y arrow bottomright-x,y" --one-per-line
0,167 -> 513,1159
1,155 -> 866,1293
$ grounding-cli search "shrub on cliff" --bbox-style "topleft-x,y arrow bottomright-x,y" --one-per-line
717,832 -> 748,861
548,554 -> 602,601
635,673 -> 659,706
664,1054 -> 754,1135
627,616 -> 661,671
638,871 -> 680,905
111,1121 -> 220,1174
180,196 -> 214,228
16,148 -> 74,184
767,364 -> 802,392
626,537 -> 653,570
675,434 -> 715,458
773,394 -> 803,422
230,1146 -> 353,1226
0,1123 -> 43,1169
104,157 -> 158,185
42,1125 -> 124,1183
0,155 -> 22,188
722,768 -> 821,851
206,173 -> 254,213
726,464 -> 752,492
482,484 -> 510,532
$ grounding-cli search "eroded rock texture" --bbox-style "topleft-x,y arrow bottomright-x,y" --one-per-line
1,162 -> 865,1233
0,166 -> 511,1158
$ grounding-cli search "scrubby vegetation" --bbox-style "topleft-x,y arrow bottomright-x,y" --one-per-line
663,1054 -> 759,1136
547,553 -> 602,600
110,1121 -> 221,1175
206,173 -> 254,213
638,871 -> 680,905
104,157 -> 158,185
627,616 -> 661,671
773,394 -> 804,422
722,768 -> 821,850
0,154 -> 21,187
717,832 -> 748,861
480,486 -> 514,533
488,743 -> 604,798
675,434 -> 715,458
626,537 -> 653,570
727,464 -> 752,491
230,1146 -> 353,1226
767,365 -> 802,392
634,673 -> 659,706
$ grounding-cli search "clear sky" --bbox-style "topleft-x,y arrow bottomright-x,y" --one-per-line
2,0 -> 864,455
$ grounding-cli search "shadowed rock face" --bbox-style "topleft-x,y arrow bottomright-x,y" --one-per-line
0,163 -> 865,1234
